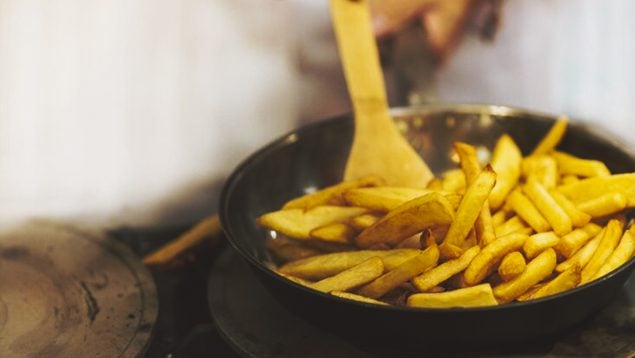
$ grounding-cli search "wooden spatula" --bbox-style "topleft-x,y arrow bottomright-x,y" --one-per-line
330,0 -> 434,188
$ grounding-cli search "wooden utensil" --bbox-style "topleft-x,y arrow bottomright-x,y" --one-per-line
330,0 -> 434,188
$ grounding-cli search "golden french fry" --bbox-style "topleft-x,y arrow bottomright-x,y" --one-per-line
283,175 -> 384,210
489,134 -> 522,209
531,116 -> 568,156
413,246 -> 480,291
552,151 -> 611,178
344,186 -> 431,212
507,190 -> 551,232
464,232 -> 528,286
426,178 -> 443,190
491,210 -> 507,227
553,223 -> 602,258
549,190 -> 591,227
516,284 -> 545,301
275,271 -> 314,287
455,142 -> 496,246
593,230 -> 635,279
556,228 -> 603,272
494,216 -> 527,237
442,166 -> 496,248
278,249 -> 419,280
498,251 -> 526,281
441,168 -> 466,193
523,180 -> 572,236
331,291 -> 388,305
560,174 -> 579,185
558,173 -> 635,206
381,249 -> 424,270
529,268 -> 580,300
407,283 -> 498,308
357,244 -> 439,299
439,242 -> 464,260
310,223 -> 356,244
266,238 -> 322,263
462,229 -> 478,249
312,257 -> 384,293
577,192 -> 627,218
580,219 -> 623,284
258,206 -> 368,239
523,231 -> 560,259
350,213 -> 380,230
493,248 -> 557,302
522,155 -> 558,189
356,192 -> 455,248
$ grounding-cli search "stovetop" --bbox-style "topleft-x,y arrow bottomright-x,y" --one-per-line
110,224 -> 240,358
110,223 -> 634,358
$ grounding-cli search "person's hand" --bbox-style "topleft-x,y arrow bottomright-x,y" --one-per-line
370,0 -> 503,64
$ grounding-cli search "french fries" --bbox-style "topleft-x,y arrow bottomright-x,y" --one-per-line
464,232 -> 528,286
556,229 -> 603,273
580,219 -> 623,284
413,246 -> 479,291
507,190 -> 551,233
258,206 -> 368,239
279,249 -> 418,280
493,248 -> 557,302
357,245 -> 439,298
549,190 -> 591,227
312,257 -> 384,293
592,230 -> 635,278
528,268 -> 580,300
455,142 -> 496,246
407,284 -> 498,308
576,192 -> 627,218
356,192 -> 454,248
283,175 -> 384,210
498,251 -> 526,281
441,167 -> 496,252
523,232 -> 560,259
552,151 -> 611,178
531,116 -> 568,156
558,173 -> 635,206
331,291 -> 388,305
522,155 -> 558,189
489,135 -> 522,209
310,223 -> 356,244
523,180 -> 572,236
259,116 -> 635,308
553,223 -> 601,258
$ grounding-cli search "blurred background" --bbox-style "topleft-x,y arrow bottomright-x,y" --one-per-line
0,0 -> 633,228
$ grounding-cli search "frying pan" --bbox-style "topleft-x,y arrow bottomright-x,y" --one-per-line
219,104 -> 635,351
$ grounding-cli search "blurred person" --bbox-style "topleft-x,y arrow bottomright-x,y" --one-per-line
0,0 -> 632,229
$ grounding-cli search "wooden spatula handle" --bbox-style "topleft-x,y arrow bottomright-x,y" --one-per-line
330,0 -> 389,115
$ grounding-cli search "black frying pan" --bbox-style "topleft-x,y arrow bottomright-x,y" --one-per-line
219,104 -> 635,351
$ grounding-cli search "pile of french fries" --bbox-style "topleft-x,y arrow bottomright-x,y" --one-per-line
258,117 -> 635,308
